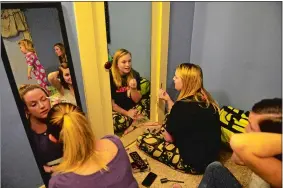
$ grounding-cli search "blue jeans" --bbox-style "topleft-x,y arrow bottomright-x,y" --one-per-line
198,161 -> 242,188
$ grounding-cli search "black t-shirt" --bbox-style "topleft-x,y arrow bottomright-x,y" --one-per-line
166,98 -> 221,173
109,69 -> 141,110
26,123 -> 63,186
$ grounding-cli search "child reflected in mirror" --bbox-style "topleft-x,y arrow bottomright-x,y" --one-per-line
18,39 -> 49,92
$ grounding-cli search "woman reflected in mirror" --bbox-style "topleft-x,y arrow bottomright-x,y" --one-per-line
110,49 -> 150,135
18,84 -> 63,186
54,43 -> 67,66
47,63 -> 77,106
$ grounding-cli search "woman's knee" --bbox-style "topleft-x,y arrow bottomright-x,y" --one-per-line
205,161 -> 223,172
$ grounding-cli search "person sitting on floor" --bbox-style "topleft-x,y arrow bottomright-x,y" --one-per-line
198,132 -> 282,188
137,63 -> 221,174
230,98 -> 282,187
110,48 -> 150,134
48,103 -> 138,188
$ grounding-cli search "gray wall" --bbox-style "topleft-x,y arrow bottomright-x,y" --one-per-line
166,2 -> 195,101
3,32 -> 38,86
190,2 -> 282,111
107,2 -> 151,80
1,58 -> 43,187
1,2 -> 86,187
24,8 -> 63,75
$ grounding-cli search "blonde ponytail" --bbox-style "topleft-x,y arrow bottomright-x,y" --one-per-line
48,103 -> 108,174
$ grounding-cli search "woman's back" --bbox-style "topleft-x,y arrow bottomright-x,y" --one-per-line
166,100 -> 221,172
49,135 -> 138,188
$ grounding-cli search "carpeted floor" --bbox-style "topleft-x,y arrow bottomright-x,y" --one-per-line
121,127 -> 252,188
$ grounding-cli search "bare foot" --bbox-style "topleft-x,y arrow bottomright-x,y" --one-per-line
172,184 -> 182,188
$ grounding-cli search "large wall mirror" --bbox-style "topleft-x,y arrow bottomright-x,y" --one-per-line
1,2 -> 82,186
105,2 -> 152,137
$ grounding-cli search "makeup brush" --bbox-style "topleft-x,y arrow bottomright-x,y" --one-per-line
160,178 -> 184,184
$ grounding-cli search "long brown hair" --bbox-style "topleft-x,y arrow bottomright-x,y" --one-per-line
54,43 -> 67,65
111,49 -> 134,88
176,63 -> 219,112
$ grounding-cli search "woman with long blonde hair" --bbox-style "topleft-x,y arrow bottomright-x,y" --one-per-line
18,84 -> 63,186
110,49 -> 150,134
48,103 -> 138,188
18,39 -> 49,92
137,63 -> 221,175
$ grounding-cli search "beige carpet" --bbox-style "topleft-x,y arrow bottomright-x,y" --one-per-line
121,127 -> 252,188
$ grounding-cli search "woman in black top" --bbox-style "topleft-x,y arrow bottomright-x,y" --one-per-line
19,84 -> 63,186
137,63 -> 221,174
110,49 -> 149,134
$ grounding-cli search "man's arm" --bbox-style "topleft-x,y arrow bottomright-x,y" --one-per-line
231,152 -> 245,165
230,133 -> 282,188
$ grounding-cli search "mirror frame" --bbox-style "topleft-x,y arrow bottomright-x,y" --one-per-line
1,2 -> 82,186
73,2 -> 170,139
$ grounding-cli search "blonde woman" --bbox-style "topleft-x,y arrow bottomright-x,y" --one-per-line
137,63 -> 221,174
18,84 -> 63,186
48,103 -> 138,188
18,39 -> 49,92
110,49 -> 150,134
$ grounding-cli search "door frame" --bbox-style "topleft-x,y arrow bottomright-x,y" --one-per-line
73,2 -> 170,139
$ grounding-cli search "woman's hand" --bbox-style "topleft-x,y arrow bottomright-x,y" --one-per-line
159,89 -> 170,101
128,79 -> 137,89
28,74 -> 32,80
127,109 -> 138,119
43,165 -> 53,173
49,134 -> 59,143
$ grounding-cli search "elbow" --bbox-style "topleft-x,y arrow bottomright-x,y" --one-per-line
111,101 -> 117,111
230,134 -> 247,154
47,73 -> 55,84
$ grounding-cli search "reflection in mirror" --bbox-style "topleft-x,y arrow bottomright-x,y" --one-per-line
1,3 -> 81,186
106,2 -> 152,137
2,8 -> 77,106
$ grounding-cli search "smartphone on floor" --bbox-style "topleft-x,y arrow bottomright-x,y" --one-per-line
141,172 -> 157,187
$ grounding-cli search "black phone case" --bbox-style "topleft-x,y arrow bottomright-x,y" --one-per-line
142,172 -> 157,187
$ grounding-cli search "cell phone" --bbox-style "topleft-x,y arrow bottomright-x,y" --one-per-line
141,172 -> 157,187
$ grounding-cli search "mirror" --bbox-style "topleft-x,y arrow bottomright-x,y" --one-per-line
105,2 -> 152,137
1,2 -> 82,186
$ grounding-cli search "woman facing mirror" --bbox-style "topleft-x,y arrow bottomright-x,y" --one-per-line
137,63 -> 221,175
110,49 -> 150,135
18,84 -> 63,186
47,103 -> 138,188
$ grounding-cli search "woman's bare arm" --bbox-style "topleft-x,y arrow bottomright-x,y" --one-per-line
112,100 -> 128,117
48,71 -> 63,95
130,88 -> 142,103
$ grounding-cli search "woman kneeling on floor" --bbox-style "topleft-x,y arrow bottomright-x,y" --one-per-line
48,103 -> 138,188
137,63 -> 221,174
